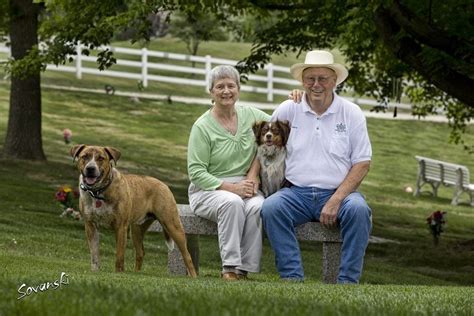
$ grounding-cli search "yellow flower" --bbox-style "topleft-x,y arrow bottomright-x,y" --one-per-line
62,186 -> 72,193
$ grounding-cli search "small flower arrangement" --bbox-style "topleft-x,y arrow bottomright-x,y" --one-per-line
63,129 -> 72,144
55,185 -> 81,220
426,210 -> 446,245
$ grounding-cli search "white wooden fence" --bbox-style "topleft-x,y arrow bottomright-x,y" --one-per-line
0,43 -> 299,102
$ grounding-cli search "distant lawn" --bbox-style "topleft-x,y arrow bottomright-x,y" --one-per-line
1,48 -> 474,314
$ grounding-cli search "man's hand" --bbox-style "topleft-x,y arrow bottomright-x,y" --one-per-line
288,89 -> 304,103
319,197 -> 341,229
319,161 -> 371,229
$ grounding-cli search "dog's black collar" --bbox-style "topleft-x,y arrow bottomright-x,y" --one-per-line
80,171 -> 114,200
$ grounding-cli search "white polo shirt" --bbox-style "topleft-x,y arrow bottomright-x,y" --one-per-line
272,93 -> 372,189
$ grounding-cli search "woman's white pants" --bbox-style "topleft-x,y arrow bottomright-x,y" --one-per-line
189,176 -> 264,272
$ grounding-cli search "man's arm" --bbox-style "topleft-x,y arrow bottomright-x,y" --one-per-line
319,161 -> 371,228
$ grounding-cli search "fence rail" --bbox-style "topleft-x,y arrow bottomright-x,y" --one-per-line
0,43 -> 415,110
0,43 -> 299,102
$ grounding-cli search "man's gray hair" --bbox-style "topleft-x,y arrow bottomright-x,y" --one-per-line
208,65 -> 240,91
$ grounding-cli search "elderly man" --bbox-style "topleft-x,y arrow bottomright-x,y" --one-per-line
261,50 -> 372,284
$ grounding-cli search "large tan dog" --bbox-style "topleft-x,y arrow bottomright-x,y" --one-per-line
70,144 -> 197,277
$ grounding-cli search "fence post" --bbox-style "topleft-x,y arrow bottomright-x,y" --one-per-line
76,42 -> 82,79
205,55 -> 212,92
141,48 -> 148,88
267,63 -> 273,102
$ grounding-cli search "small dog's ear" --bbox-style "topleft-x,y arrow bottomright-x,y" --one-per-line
252,121 -> 265,143
105,147 -> 121,165
279,120 -> 291,146
70,144 -> 86,162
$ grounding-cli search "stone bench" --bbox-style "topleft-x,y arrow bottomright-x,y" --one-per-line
149,204 -> 342,283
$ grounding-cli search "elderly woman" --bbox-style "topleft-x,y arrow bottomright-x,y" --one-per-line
187,65 -> 270,281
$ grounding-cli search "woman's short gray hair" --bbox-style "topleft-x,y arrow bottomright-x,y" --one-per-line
208,65 -> 240,91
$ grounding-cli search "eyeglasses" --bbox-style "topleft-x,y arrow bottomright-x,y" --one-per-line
303,76 -> 334,85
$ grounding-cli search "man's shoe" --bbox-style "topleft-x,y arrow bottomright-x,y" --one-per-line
221,272 -> 238,281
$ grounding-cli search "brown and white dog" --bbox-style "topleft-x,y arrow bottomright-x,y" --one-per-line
253,121 -> 291,197
70,144 -> 197,277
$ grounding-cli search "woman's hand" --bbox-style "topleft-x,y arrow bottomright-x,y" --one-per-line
232,180 -> 257,198
245,175 -> 260,195
288,89 -> 304,103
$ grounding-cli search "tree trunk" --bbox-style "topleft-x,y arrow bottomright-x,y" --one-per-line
3,0 -> 46,160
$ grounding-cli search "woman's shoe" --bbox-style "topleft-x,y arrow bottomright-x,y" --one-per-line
221,272 -> 238,281
236,274 -> 248,280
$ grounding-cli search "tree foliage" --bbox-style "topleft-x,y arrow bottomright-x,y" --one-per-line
0,0 -> 172,160
220,0 -> 473,149
168,9 -> 227,59
1,0 -> 472,160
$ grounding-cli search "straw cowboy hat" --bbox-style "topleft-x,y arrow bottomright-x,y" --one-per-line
290,50 -> 348,85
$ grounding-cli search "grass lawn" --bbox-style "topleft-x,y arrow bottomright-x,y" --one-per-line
1,39 -> 474,314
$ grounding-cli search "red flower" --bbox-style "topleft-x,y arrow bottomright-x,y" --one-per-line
55,190 -> 67,202
55,185 -> 80,220
427,210 -> 447,244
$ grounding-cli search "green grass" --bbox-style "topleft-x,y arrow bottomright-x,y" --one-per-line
1,41 -> 474,314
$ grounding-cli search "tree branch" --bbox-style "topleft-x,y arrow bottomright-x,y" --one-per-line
374,6 -> 474,108
388,1 -> 473,63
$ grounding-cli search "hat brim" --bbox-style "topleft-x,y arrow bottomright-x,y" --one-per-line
290,63 -> 348,86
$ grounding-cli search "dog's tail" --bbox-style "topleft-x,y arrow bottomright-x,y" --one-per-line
163,230 -> 175,251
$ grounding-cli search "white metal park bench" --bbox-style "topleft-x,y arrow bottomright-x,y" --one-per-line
149,204 -> 342,283
414,156 -> 474,206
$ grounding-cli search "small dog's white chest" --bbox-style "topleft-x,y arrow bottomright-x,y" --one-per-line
257,146 -> 286,197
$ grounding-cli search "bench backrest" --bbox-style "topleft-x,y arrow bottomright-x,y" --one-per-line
415,156 -> 470,187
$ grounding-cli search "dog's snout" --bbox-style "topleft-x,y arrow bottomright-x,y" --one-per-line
84,161 -> 99,177
85,166 -> 96,175
265,133 -> 272,139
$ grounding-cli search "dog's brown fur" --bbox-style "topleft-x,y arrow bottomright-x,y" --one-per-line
70,144 -> 197,277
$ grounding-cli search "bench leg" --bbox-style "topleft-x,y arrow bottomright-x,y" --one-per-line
414,175 -> 423,197
322,241 -> 341,284
451,188 -> 463,206
168,234 -> 200,275
432,182 -> 440,197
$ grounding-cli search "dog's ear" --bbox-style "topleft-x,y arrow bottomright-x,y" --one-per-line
252,121 -> 265,144
279,120 -> 291,146
105,147 -> 121,165
70,144 -> 86,162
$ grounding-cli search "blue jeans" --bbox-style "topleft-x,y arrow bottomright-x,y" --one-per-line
261,186 -> 372,283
